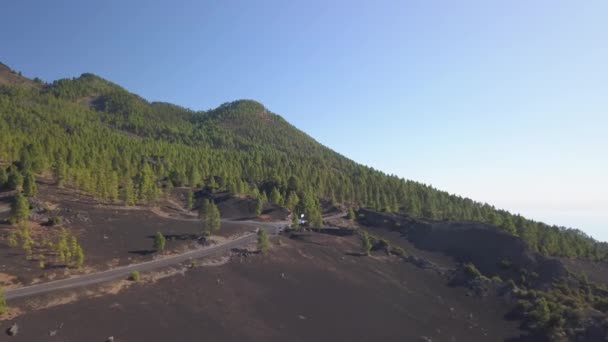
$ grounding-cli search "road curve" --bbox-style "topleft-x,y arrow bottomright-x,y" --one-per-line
3,212 -> 342,301
5,220 -> 287,301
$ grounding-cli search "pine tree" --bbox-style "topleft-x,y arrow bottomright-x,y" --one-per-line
236,179 -> 245,194
153,231 -> 166,252
122,177 -> 136,206
6,167 -> 23,192
257,229 -> 269,253
531,297 -> 551,328
287,175 -> 300,192
261,191 -> 268,204
360,231 -> 372,256
0,168 -> 7,189
6,230 -> 18,248
299,190 -> 322,227
69,236 -> 79,260
186,190 -> 194,210
201,201 -> 221,235
254,197 -> 263,216
107,171 -> 119,202
9,194 -> 29,224
501,216 -> 517,235
198,198 -> 210,219
20,234 -> 33,257
54,159 -> 67,188
347,208 -> 356,220
422,195 -> 438,219
250,186 -> 261,199
329,189 -> 337,206
210,202 -> 222,232
55,228 -> 69,264
187,165 -> 201,187
286,191 -> 299,212
227,178 -> 238,194
405,194 -> 421,217
487,210 -> 503,227
291,213 -> 299,229
208,177 -> 218,193
73,245 -> 85,267
0,286 -> 7,315
23,171 -> 37,197
13,226 -> 33,258
136,162 -> 159,202
270,187 -> 282,205
169,168 -> 186,187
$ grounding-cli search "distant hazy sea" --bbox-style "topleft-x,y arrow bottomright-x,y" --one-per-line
519,209 -> 608,243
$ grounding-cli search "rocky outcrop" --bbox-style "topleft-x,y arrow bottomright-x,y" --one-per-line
358,209 -> 568,288
6,323 -> 18,336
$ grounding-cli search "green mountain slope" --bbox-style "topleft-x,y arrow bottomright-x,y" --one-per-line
0,63 -> 603,260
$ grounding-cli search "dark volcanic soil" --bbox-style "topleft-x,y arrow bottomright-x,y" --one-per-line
2,235 -> 524,342
560,257 -> 608,286
0,184 -> 283,286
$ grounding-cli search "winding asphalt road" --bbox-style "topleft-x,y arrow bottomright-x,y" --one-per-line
4,210 -> 346,301
5,220 -> 287,301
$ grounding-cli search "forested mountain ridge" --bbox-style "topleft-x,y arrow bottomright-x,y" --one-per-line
0,62 -> 604,260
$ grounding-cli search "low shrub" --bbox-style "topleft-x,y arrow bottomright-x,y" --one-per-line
129,271 -> 141,281
500,258 -> 512,269
390,245 -> 406,257
47,215 -> 63,226
463,263 -> 483,279
491,275 -> 503,282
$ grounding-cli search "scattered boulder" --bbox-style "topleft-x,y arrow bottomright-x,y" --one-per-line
358,208 -> 568,288
231,248 -> 252,258
6,323 -> 18,336
404,255 -> 448,275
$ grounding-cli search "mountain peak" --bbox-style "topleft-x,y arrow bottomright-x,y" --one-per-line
211,99 -> 275,124
219,99 -> 268,115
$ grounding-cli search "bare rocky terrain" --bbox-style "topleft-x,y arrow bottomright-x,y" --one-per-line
0,182 -> 532,341
0,183 -> 285,288
2,184 -> 608,341
1,232 -> 524,342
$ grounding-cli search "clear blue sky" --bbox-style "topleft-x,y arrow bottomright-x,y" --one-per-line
2,1 -> 607,240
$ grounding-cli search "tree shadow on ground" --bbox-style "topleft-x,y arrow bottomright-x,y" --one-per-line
230,216 -> 258,221
231,248 -> 260,255
145,233 -> 199,241
43,264 -> 68,270
128,249 -> 155,256
344,251 -> 367,257
287,234 -> 326,246
504,334 -> 545,342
